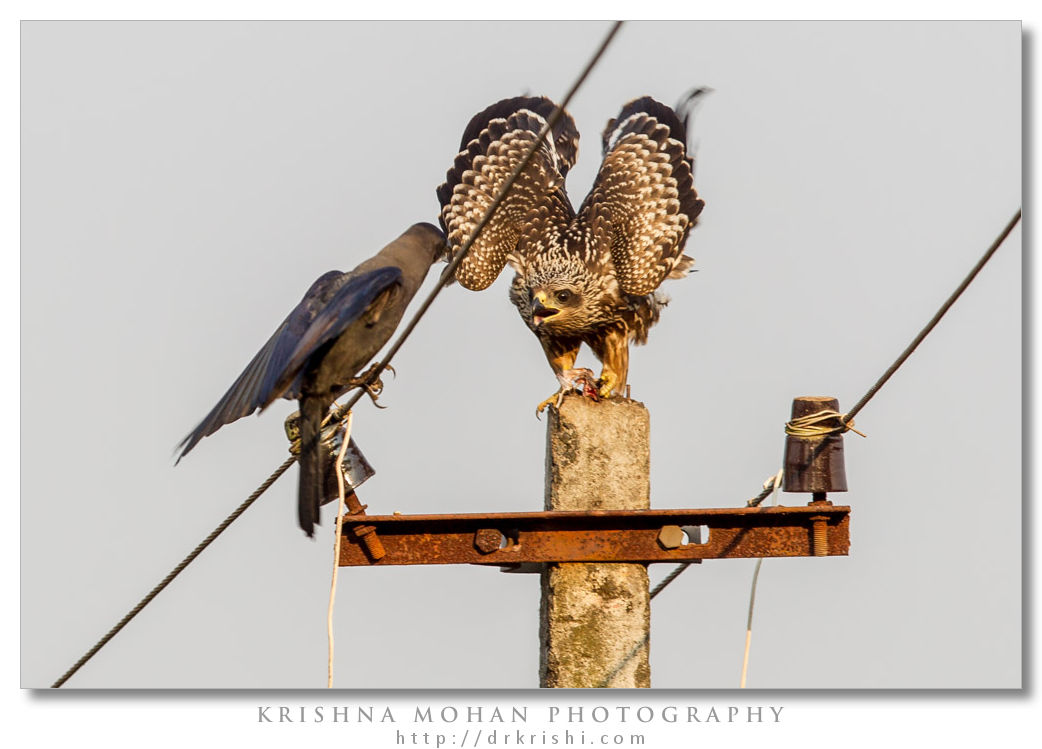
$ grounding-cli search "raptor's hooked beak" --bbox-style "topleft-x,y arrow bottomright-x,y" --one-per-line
532,291 -> 559,327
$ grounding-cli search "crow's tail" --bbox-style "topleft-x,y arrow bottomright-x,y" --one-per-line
297,395 -> 327,537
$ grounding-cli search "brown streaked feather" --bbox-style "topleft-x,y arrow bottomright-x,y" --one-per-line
438,94 -> 706,401
437,100 -> 578,291
454,96 -> 579,176
580,100 -> 705,296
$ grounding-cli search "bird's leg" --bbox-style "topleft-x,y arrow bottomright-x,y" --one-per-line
535,341 -> 592,416
592,327 -> 630,400
283,402 -> 354,454
343,362 -> 396,408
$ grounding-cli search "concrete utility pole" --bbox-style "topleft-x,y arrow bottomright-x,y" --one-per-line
540,395 -> 651,688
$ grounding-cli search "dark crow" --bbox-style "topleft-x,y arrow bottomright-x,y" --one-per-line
177,222 -> 446,536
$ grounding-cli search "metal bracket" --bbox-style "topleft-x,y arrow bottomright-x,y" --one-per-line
337,505 -> 850,567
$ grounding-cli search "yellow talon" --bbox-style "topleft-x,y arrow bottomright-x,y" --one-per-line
535,390 -> 566,418
597,370 -> 619,400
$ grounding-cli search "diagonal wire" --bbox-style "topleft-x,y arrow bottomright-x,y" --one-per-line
51,21 -> 624,689
747,208 -> 1022,508
338,21 -> 624,414
732,208 -> 1021,685
50,455 -> 297,688
600,207 -> 1022,687
842,208 -> 1021,425
596,564 -> 684,688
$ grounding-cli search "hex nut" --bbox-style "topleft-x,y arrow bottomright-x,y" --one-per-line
657,525 -> 686,550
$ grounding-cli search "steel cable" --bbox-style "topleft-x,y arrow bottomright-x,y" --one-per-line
642,208 -> 1021,687
50,21 -> 625,688
51,455 -> 297,688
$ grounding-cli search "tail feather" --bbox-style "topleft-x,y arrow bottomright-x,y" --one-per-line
298,395 -> 327,537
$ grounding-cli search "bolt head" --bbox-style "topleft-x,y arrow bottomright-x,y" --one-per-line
474,528 -> 504,554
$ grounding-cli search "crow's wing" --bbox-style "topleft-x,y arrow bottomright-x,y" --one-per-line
176,266 -> 400,461
274,266 -> 402,392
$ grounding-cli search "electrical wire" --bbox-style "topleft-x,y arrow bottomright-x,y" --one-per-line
643,209 -> 1021,688
50,21 -> 625,689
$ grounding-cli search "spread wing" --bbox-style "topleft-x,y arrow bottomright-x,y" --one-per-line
437,96 -> 578,290
577,96 -> 705,296
176,266 -> 401,461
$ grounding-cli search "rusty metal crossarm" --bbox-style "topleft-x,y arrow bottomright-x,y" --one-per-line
337,506 -> 850,567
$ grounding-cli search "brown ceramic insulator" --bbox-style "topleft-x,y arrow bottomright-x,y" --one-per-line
783,396 -> 848,493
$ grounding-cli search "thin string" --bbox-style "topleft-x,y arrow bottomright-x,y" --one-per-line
740,469 -> 782,688
327,411 -> 354,688
785,409 -> 866,439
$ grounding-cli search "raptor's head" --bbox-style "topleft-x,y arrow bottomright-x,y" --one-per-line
518,251 -> 609,334
530,284 -> 583,329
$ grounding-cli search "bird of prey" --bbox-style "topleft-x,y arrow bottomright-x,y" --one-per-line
437,93 -> 706,412
177,222 -> 447,536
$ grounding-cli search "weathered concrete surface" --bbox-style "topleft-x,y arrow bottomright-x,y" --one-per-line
540,395 -> 651,688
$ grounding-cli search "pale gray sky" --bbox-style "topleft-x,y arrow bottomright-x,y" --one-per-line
21,20 -> 1021,689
